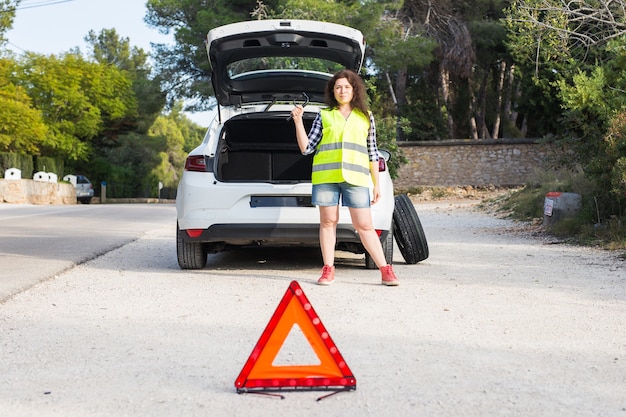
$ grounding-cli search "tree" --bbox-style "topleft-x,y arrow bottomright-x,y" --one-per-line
0,58 -> 47,154
145,0 -> 261,110
12,52 -> 137,161
507,0 -> 626,62
85,28 -> 166,133
506,0 -> 626,219
148,113 -> 186,188
398,0 -> 515,139
0,0 -> 19,45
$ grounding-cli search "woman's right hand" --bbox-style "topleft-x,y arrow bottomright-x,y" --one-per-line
291,105 -> 304,121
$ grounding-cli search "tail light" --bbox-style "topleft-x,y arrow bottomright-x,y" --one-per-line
184,155 -> 207,172
186,229 -> 204,238
378,158 -> 387,172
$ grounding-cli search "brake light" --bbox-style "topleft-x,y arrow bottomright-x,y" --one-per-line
186,229 -> 204,238
185,155 -> 207,172
378,158 -> 387,172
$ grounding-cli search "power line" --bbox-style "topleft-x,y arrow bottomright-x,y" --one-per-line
3,0 -> 80,53
16,0 -> 77,11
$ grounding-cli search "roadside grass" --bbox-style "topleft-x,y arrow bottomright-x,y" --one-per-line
485,169 -> 626,255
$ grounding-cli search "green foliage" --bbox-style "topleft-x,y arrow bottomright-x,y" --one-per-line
374,116 -> 407,179
10,52 -> 138,161
146,0 -> 254,109
79,110 -> 201,198
166,102 -> 205,153
95,132 -> 160,198
0,152 -> 33,178
503,1 -> 574,137
148,114 -> 186,188
554,62 -> 626,219
0,58 -> 48,154
35,156 -> 64,177
0,1 -> 19,44
504,0 -> 570,69
400,79 -> 448,141
601,111 -> 626,209
85,28 -> 166,133
502,168 -> 626,250
500,169 -> 593,221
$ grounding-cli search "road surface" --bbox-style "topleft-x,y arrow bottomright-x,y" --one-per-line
0,199 -> 624,416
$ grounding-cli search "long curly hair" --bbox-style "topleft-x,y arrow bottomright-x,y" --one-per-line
324,69 -> 370,120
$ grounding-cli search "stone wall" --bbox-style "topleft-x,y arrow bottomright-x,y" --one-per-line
0,179 -> 76,204
394,139 -> 551,190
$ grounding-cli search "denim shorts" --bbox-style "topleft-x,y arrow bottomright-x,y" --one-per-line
312,182 -> 371,208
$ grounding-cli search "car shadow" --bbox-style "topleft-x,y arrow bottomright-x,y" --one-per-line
204,246 -> 367,271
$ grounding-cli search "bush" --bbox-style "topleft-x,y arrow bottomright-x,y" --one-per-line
0,152 -> 34,178
35,156 -> 64,178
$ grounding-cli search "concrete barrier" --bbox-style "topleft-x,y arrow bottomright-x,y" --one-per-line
543,192 -> 582,226
0,179 -> 76,205
63,174 -> 77,186
4,168 -> 21,180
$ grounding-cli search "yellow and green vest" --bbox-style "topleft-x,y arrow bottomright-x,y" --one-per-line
312,108 -> 372,188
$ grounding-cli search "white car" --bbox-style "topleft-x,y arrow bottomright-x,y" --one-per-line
175,19 -> 397,269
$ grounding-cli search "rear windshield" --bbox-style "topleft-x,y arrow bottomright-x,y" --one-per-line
227,56 -> 344,78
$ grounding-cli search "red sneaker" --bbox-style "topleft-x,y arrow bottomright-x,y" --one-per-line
380,265 -> 399,286
317,265 -> 335,286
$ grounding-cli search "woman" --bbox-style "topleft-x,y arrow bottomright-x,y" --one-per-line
291,69 -> 399,286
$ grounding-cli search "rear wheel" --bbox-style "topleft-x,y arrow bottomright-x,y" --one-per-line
177,224 -> 207,269
365,227 -> 394,269
393,194 -> 429,264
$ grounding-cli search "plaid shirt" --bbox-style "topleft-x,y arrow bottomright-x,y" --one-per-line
302,110 -> 380,162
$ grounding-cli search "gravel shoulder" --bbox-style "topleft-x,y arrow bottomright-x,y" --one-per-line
0,196 -> 624,417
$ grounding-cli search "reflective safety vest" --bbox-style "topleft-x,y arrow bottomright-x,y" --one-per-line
312,108 -> 372,187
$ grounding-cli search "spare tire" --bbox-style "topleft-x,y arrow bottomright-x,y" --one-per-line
393,194 -> 429,264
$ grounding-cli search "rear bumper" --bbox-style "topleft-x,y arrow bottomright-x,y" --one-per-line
179,223 -> 391,255
179,223 -> 362,245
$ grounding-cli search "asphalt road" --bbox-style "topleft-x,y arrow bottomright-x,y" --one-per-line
0,200 -> 625,416
0,203 -> 176,302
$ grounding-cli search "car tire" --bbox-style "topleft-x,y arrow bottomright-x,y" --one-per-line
177,224 -> 207,269
393,194 -> 429,264
365,226 -> 393,269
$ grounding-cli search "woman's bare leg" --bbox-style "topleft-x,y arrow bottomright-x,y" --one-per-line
349,207 -> 387,268
319,205 -> 339,266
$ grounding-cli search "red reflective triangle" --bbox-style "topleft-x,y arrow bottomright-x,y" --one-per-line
234,281 -> 356,392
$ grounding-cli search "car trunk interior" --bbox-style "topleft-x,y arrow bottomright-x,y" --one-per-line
216,113 -> 315,183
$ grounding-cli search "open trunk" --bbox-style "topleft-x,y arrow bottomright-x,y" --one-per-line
216,112 -> 316,183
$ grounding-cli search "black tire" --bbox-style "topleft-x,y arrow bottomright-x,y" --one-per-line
177,224 -> 207,269
393,194 -> 429,264
365,227 -> 394,269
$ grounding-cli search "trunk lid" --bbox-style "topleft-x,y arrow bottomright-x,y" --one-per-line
206,19 -> 366,106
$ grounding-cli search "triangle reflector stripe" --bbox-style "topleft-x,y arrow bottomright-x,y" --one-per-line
234,281 -> 356,392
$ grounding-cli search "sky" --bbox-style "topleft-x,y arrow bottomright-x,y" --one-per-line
6,0 -> 211,125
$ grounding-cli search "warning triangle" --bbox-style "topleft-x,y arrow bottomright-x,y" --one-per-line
234,281 -> 356,393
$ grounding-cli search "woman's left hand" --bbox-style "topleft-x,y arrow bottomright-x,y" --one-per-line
371,184 -> 381,204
